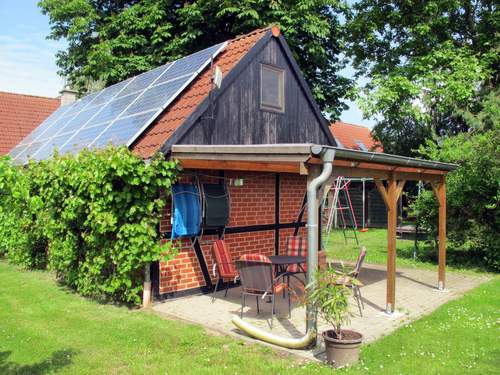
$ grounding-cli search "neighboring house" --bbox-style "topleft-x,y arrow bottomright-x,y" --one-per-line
329,121 -> 383,152
329,121 -> 387,228
9,27 -> 453,301
0,91 -> 60,155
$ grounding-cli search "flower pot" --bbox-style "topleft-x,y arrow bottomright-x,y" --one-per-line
322,329 -> 362,368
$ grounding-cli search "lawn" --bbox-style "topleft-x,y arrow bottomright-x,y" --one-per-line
324,228 -> 487,273
1,260 -> 498,374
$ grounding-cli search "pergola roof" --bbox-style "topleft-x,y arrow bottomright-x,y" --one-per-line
170,144 -> 456,182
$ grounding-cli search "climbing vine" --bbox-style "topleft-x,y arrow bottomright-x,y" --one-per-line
0,147 -> 179,304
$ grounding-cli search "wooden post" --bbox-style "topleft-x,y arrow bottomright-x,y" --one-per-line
432,177 -> 447,290
375,178 -> 405,313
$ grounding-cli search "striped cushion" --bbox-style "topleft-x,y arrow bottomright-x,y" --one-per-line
212,240 -> 238,279
286,236 -> 307,273
239,253 -> 271,263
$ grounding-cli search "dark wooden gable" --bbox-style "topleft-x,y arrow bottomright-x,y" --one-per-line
165,33 -> 335,148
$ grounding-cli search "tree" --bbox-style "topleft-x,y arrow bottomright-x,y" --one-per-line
347,0 -> 499,155
411,113 -> 500,271
39,0 -> 353,118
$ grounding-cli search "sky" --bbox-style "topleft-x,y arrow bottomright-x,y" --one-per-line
0,1 -> 374,128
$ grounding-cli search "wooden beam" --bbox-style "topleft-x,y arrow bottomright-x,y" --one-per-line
178,159 -> 301,174
385,179 -> 398,313
432,177 -> 447,290
374,180 -> 390,207
395,180 -> 406,200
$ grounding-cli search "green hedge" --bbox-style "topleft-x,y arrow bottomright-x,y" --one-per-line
0,147 -> 179,304
411,123 -> 499,272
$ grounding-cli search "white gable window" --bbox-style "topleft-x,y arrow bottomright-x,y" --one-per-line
260,64 -> 285,112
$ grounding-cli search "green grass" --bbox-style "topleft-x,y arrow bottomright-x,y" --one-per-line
1,260 -> 498,374
324,228 -> 487,273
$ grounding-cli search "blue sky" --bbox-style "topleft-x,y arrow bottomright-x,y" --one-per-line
0,1 -> 373,128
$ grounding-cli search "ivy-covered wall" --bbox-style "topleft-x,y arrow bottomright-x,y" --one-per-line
0,147 -> 179,304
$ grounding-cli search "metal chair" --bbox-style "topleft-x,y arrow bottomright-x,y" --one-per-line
235,254 -> 290,328
211,240 -> 238,298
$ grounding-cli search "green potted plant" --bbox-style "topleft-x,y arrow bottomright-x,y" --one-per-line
306,265 -> 363,367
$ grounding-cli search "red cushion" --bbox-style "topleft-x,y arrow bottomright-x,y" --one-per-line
212,240 -> 238,279
239,253 -> 271,263
285,236 -> 307,273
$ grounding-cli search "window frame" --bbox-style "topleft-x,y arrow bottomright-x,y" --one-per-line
260,63 -> 285,113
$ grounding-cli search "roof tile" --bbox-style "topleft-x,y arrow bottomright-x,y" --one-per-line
329,121 -> 383,152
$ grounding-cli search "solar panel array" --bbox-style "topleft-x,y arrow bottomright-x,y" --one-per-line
10,42 -> 226,164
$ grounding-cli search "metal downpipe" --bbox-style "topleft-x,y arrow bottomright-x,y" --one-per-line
231,146 -> 334,349
306,146 -> 335,333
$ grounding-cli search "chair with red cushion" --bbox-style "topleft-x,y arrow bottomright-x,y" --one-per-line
212,240 -> 238,298
235,253 -> 290,328
285,236 -> 307,275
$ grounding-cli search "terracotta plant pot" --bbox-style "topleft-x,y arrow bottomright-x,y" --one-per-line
322,329 -> 362,368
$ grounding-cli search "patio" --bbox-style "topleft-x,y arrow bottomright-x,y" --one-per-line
153,262 -> 489,362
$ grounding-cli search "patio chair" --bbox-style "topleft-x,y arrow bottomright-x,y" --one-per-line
335,246 -> 367,316
285,236 -> 307,275
235,254 -> 290,328
212,240 -> 238,298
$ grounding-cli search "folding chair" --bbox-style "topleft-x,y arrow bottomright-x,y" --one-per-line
211,240 -> 238,298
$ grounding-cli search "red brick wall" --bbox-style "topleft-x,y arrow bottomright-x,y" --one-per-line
158,170 -> 307,295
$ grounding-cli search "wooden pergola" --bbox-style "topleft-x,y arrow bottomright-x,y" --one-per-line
170,144 -> 456,313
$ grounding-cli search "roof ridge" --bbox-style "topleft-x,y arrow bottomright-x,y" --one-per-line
0,91 -> 60,102
331,120 -> 372,130
228,27 -> 272,44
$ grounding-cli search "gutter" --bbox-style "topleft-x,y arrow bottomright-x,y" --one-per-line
328,147 -> 457,171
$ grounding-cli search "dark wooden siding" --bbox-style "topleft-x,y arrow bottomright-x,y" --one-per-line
179,38 -> 332,145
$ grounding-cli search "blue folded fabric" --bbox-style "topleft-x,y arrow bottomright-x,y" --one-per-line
171,184 -> 202,239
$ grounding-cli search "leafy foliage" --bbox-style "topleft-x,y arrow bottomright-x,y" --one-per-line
347,0 -> 499,155
305,265 -> 360,338
0,147 -> 179,304
38,0 -> 353,118
411,120 -> 500,271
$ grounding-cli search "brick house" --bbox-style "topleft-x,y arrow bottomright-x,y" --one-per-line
11,27 -> 454,314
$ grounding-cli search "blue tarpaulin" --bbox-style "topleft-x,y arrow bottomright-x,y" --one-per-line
171,184 -> 202,239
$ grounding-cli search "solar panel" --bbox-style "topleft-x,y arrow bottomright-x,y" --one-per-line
9,144 -> 28,159
116,64 -> 172,98
58,105 -> 106,134
90,78 -> 133,106
59,123 -> 111,154
17,104 -> 72,146
86,93 -> 139,125
121,77 -> 187,117
10,41 -> 227,164
92,111 -> 158,148
155,43 -> 225,85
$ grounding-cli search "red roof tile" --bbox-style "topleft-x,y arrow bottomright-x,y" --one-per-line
0,92 -> 60,155
329,121 -> 383,152
132,28 -> 269,158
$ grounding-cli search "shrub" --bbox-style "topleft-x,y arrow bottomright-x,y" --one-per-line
411,123 -> 499,271
0,147 -> 179,304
